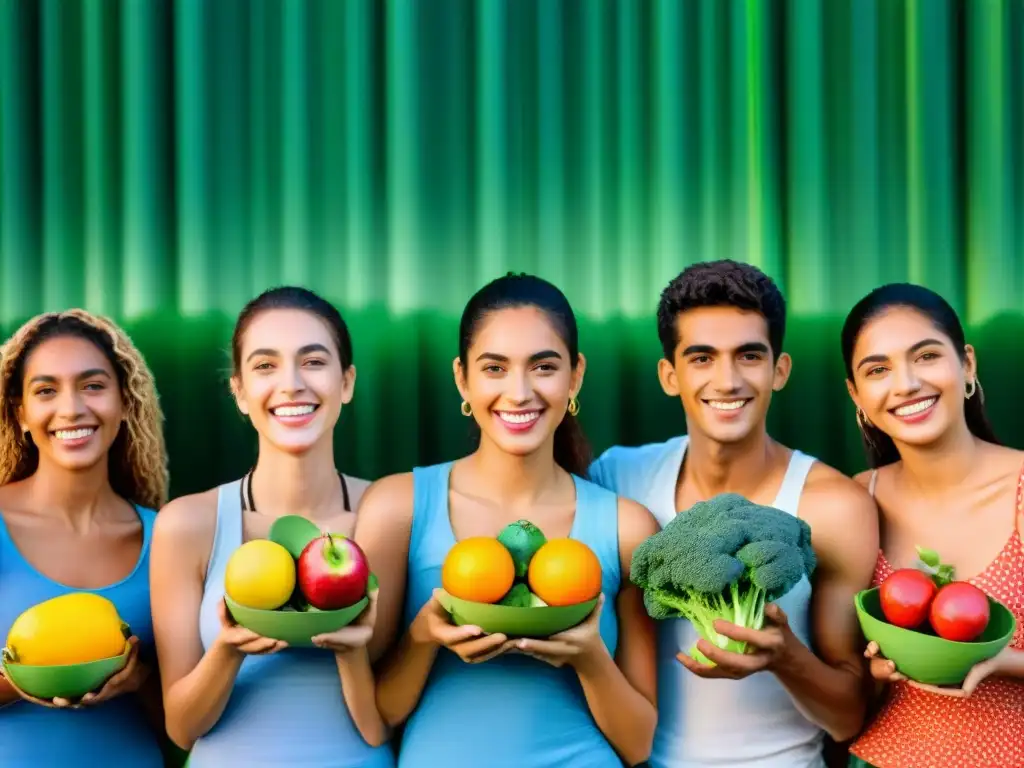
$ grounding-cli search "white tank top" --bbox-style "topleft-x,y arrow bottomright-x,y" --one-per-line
590,436 -> 826,768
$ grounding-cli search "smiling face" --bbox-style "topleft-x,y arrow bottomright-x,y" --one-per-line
232,308 -> 355,455
454,305 -> 584,460
658,306 -> 790,445
846,306 -> 975,448
17,335 -> 125,472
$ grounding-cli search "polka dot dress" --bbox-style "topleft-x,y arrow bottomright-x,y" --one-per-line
850,473 -> 1024,768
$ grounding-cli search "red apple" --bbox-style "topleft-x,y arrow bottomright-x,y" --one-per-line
929,581 -> 990,642
297,533 -> 371,610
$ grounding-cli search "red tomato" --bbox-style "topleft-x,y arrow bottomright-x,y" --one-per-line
879,568 -> 937,628
929,582 -> 990,642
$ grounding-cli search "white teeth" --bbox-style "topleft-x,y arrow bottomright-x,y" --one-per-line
707,400 -> 748,411
498,411 -> 539,424
273,405 -> 316,417
894,398 -> 935,417
54,428 -> 95,441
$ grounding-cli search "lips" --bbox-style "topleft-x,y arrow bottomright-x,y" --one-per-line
494,409 -> 543,433
889,396 -> 938,419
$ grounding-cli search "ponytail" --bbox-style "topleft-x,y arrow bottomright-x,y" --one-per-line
553,412 -> 592,478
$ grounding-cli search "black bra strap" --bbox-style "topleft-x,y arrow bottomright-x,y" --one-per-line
241,468 -> 351,513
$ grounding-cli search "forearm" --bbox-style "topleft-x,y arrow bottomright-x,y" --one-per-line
773,640 -> 867,742
574,649 -> 657,766
374,631 -> 440,727
164,640 -> 245,749
336,649 -> 390,747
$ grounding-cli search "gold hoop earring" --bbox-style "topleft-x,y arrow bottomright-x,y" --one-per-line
965,378 -> 976,399
460,400 -> 472,417
567,397 -> 579,417
855,408 -> 875,443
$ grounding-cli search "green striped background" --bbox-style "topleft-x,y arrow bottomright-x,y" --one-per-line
1,0 -> 1022,500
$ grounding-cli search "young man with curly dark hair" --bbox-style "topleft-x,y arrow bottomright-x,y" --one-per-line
590,260 -> 879,768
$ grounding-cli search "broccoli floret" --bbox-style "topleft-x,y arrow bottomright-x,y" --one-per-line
497,583 -> 534,607
630,493 -> 817,664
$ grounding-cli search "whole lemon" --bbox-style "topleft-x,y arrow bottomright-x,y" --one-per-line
7,593 -> 128,666
224,540 -> 296,610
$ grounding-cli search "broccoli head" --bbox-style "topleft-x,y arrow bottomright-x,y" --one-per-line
630,493 -> 817,664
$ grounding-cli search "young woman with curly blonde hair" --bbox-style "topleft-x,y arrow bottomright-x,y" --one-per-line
0,309 -> 169,766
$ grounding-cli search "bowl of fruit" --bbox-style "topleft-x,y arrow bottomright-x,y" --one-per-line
854,546 -> 1016,685
436,520 -> 602,638
224,515 -> 377,647
1,593 -> 133,701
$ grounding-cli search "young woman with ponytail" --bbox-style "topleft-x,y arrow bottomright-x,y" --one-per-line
354,273 -> 659,767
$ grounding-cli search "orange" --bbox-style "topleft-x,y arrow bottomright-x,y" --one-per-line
527,538 -> 602,606
442,537 -> 516,604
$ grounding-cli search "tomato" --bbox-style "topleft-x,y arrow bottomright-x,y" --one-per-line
879,568 -> 937,628
929,582 -> 990,642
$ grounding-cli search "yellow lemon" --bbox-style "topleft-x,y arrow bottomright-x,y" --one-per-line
224,540 -> 296,610
7,593 -> 129,666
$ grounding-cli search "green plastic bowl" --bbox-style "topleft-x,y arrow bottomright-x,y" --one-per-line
226,573 -> 377,647
1,646 -> 130,700
437,589 -> 597,638
854,587 -> 1016,685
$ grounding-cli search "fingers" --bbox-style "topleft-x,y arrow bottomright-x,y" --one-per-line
235,636 -> 288,655
312,625 -> 373,650
459,636 -> 510,664
711,622 -> 783,651
693,639 -> 771,675
763,603 -> 788,625
869,656 -> 905,682
434,623 -> 484,645
864,641 -> 881,659
51,697 -> 75,708
515,639 -> 568,656
451,633 -> 508,662
676,651 -> 729,678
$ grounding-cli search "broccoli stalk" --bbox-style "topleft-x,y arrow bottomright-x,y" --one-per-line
630,493 -> 817,666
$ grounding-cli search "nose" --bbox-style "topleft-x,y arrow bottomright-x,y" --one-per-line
711,359 -> 742,393
892,362 -> 921,395
55,388 -> 87,420
507,370 -> 532,404
279,362 -> 307,395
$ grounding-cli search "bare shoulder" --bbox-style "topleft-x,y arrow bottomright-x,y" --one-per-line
799,461 -> 880,570
152,488 -> 220,578
616,496 -> 660,558
342,474 -> 373,511
154,488 -> 219,542
353,472 -> 416,530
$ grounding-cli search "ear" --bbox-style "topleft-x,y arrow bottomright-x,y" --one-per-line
657,357 -> 679,397
963,343 -> 978,381
452,357 -> 468,403
771,352 -> 793,392
340,365 -> 357,405
570,353 -> 587,398
230,375 -> 250,416
845,378 -> 862,411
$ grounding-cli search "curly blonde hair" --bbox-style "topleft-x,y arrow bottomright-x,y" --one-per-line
0,309 -> 169,509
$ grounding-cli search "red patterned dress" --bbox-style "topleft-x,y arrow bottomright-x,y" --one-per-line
849,470 -> 1024,768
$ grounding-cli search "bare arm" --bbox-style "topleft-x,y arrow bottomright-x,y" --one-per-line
770,468 -> 880,742
351,475 -> 424,726
572,498 -> 659,766
335,648 -> 388,747
150,492 -> 250,750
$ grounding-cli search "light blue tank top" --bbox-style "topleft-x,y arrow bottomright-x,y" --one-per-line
0,504 -> 164,767
188,479 -> 396,768
590,436 -> 825,768
397,462 -> 624,768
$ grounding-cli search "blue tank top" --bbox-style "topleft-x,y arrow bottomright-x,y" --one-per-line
0,505 -> 164,767
188,479 -> 396,768
397,462 -> 624,768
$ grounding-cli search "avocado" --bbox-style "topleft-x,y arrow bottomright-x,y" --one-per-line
497,520 -> 547,578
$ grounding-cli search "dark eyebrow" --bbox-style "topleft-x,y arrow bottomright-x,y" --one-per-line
28,369 -> 111,386
475,350 -> 563,364
856,338 -> 944,370
681,342 -> 769,357
246,343 -> 332,363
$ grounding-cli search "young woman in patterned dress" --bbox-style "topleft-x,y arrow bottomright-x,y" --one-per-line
840,284 -> 1024,768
